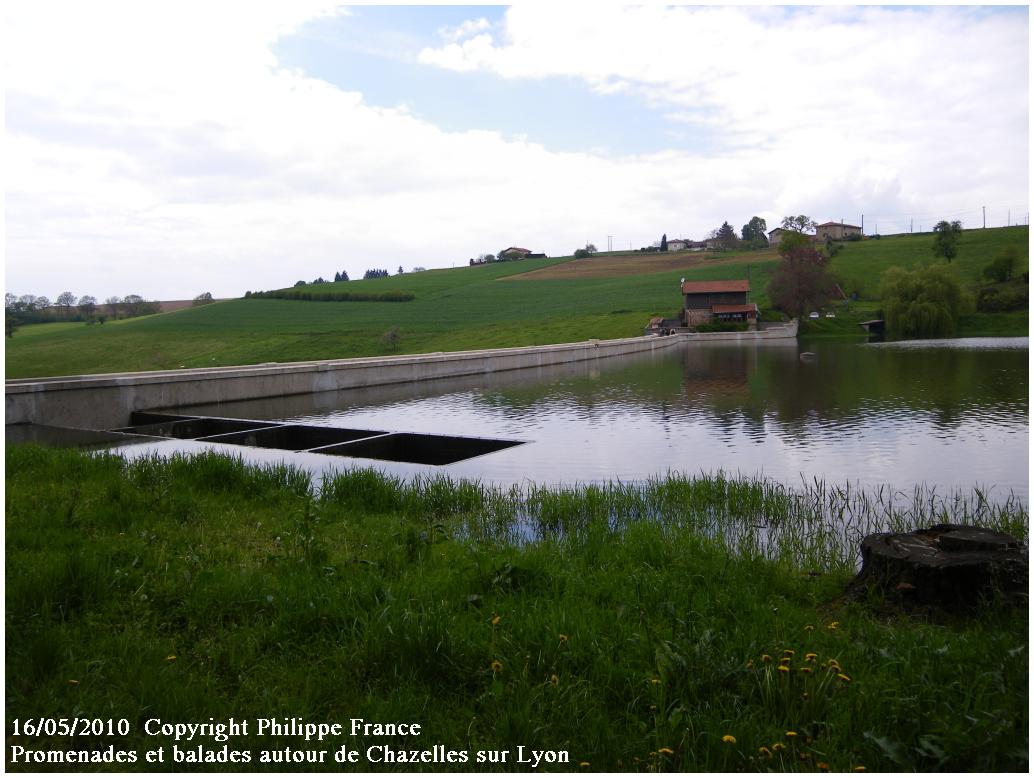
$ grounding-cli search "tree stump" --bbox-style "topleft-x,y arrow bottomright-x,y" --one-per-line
849,524 -> 1028,607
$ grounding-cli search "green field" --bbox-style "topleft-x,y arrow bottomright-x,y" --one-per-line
6,446 -> 1028,772
5,227 -> 1028,378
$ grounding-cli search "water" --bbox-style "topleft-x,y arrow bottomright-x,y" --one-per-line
151,337 -> 1028,503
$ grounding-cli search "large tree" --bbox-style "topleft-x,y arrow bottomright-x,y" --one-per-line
78,295 -> 97,320
781,214 -> 818,234
880,263 -> 966,338
660,233 -> 668,252
744,216 -> 769,246
932,220 -> 962,262
766,232 -> 836,317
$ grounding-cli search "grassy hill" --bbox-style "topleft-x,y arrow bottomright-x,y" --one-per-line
5,227 -> 1028,378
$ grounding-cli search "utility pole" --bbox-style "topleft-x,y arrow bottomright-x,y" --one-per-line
861,214 -> 864,234
1008,209 -> 1011,226
983,205 -> 986,228
607,235 -> 613,252
910,218 -> 913,233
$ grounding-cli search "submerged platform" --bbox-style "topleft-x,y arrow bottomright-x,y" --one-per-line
8,412 -> 526,467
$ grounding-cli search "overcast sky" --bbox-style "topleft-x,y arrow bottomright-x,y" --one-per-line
5,2 -> 1029,301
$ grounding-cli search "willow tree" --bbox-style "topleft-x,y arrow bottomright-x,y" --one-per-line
879,263 -> 967,339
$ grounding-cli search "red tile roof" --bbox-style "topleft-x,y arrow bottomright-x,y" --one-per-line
681,279 -> 750,294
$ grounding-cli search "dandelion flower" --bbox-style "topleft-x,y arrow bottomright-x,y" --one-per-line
650,677 -> 661,685
165,655 -> 177,663
658,748 -> 674,756
853,767 -> 866,772
550,674 -> 559,686
761,654 -> 772,663
800,667 -> 813,674
779,656 -> 791,664
491,614 -> 501,626
722,735 -> 736,745
827,621 -> 840,630
804,624 -> 815,631
558,634 -> 569,643
782,649 -> 796,657
777,665 -> 790,674
785,731 -> 797,739
838,673 -> 851,682
490,660 -> 503,673
772,743 -> 785,752
805,653 -> 818,662
579,762 -> 590,768
817,761 -> 830,770
67,679 -> 80,686
758,746 -> 773,758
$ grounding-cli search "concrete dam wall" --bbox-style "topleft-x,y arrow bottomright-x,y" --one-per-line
6,335 -> 683,430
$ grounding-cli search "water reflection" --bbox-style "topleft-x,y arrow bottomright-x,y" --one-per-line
169,338 -> 1028,500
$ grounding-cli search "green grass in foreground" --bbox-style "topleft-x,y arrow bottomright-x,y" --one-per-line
6,226 -> 1028,378
6,447 -> 1028,772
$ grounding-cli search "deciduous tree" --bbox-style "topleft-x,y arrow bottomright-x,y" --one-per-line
741,216 -> 769,248
932,220 -> 962,261
766,232 -> 836,317
880,263 -> 967,338
780,215 -> 817,234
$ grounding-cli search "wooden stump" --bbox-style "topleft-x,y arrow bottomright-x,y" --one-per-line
849,524 -> 1028,607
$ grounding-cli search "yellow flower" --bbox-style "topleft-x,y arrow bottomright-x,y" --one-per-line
785,731 -> 797,739
779,656 -> 791,664
649,705 -> 657,711
838,673 -> 851,682
658,747 -> 674,756
827,621 -> 840,630
722,735 -> 736,745
558,634 -> 569,643
817,761 -> 830,770
650,677 -> 661,685
804,624 -> 815,631
67,679 -> 80,686
165,655 -> 177,663
760,654 -> 772,663
490,660 -> 503,673
490,614 -> 501,626
550,674 -> 559,686
853,767 -> 866,772
772,743 -> 786,752
758,746 -> 773,758
782,649 -> 796,656
800,667 -> 813,674
805,653 -> 818,662
777,665 -> 790,674
579,762 -> 590,768
746,660 -> 754,668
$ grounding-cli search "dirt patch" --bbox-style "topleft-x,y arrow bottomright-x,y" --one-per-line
501,250 -> 779,280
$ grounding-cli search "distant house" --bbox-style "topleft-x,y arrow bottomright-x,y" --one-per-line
685,240 -> 708,251
767,227 -> 787,246
816,221 -> 862,241
668,238 -> 688,251
681,279 -> 758,327
500,247 -> 532,259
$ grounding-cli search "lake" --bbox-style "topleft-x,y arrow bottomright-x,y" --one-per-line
152,337 -> 1028,503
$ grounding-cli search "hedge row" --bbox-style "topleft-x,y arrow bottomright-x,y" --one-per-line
245,290 -> 415,303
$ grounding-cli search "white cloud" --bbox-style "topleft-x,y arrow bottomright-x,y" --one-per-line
4,3 -> 1028,301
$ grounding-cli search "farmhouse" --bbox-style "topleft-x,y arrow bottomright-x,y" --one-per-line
681,279 -> 758,327
500,247 -> 532,259
667,238 -> 688,251
816,221 -> 862,241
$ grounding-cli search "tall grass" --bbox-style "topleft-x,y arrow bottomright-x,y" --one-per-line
6,446 -> 1028,772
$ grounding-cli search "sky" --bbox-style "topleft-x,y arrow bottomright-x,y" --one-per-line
4,2 -> 1029,301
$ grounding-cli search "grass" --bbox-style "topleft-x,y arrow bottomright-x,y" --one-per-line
5,227 -> 1028,378
5,445 -> 1028,772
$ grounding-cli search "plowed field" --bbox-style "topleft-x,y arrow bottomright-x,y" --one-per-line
503,249 -> 779,280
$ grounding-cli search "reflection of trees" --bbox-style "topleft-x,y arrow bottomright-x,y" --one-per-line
182,341 -> 1027,443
